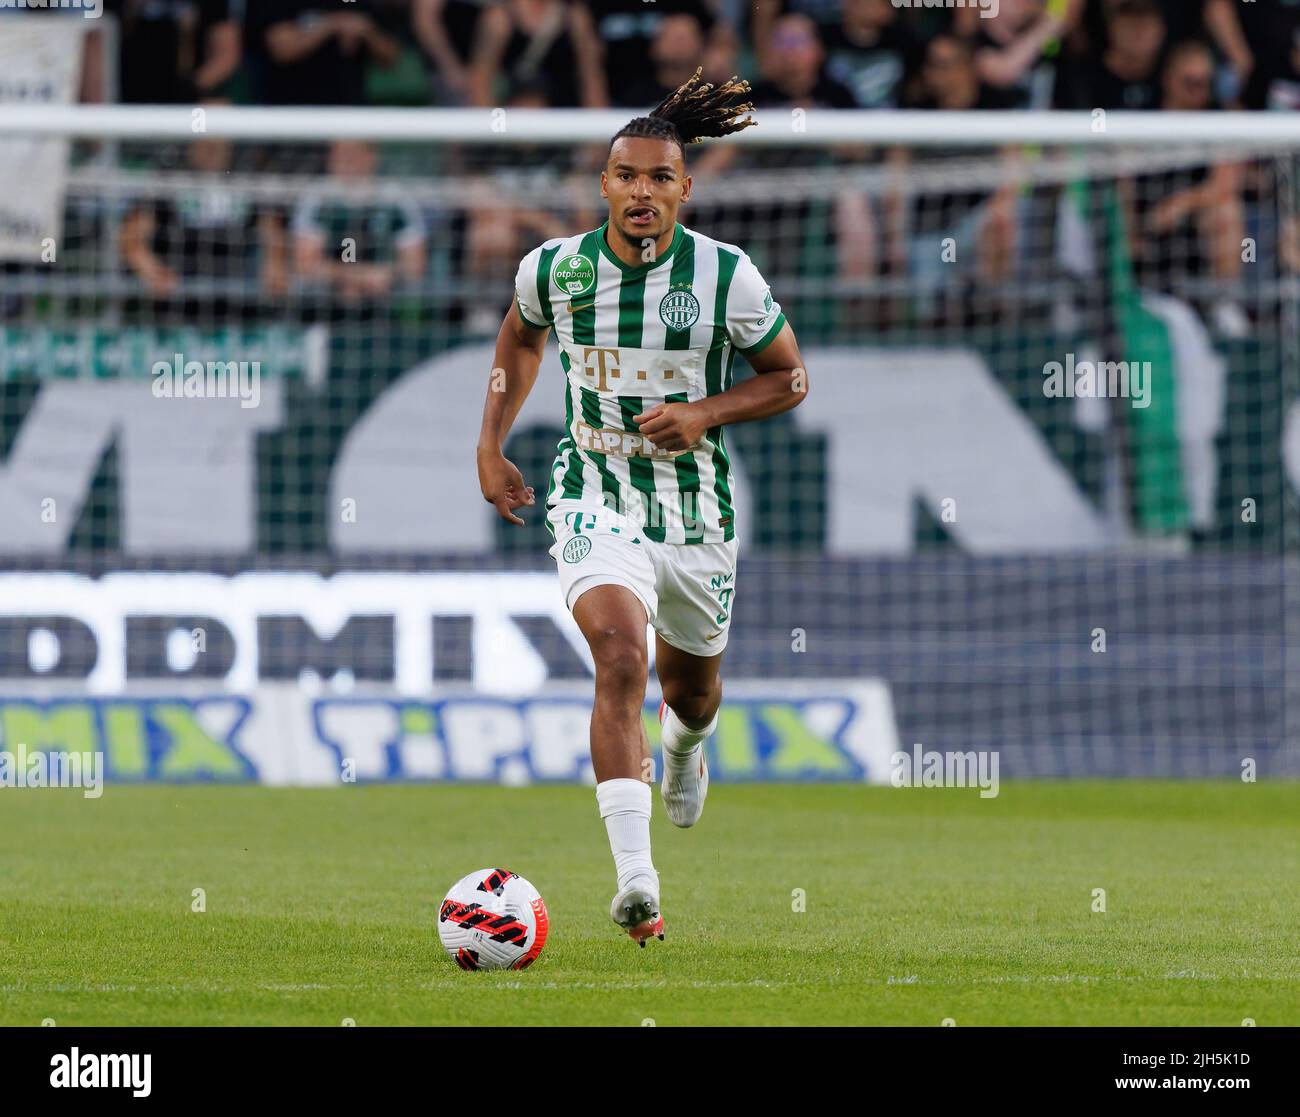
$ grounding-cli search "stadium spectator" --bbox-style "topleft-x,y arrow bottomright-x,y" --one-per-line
1078,0 -> 1204,52
459,83 -> 599,333
1069,0 -> 1292,109
821,0 -> 923,110
1063,0 -> 1166,109
1158,38 -> 1222,112
903,30 -> 1014,115
106,0 -> 242,104
1233,0 -> 1300,110
698,15 -> 876,319
1127,40 -> 1249,335
120,104 -> 288,318
1067,0 -> 1258,104
699,13 -> 856,173
469,0 -> 605,108
585,0 -> 737,108
412,0 -> 502,106
887,35 -> 1023,291
246,1 -> 401,106
291,140 -> 427,303
1201,0 -> 1255,103
748,12 -> 857,110
1283,208 -> 1300,275
620,13 -> 710,110
752,0 -> 867,76
972,0 -> 1084,110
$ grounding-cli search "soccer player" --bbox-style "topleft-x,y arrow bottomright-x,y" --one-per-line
476,70 -> 808,946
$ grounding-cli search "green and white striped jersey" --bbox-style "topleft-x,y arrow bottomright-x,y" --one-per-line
514,219 -> 787,545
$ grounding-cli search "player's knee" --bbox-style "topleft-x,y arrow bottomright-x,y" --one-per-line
590,628 -> 648,696
661,679 -> 718,724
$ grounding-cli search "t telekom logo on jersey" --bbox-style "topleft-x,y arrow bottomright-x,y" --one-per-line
568,345 -> 701,396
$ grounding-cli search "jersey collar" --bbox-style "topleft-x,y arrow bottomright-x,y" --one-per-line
596,218 -> 683,276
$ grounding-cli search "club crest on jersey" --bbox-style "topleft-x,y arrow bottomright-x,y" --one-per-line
562,536 -> 592,564
659,288 -> 701,331
554,253 -> 596,297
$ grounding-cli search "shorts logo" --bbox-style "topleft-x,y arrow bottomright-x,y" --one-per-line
709,572 -> 735,624
554,254 -> 596,298
562,536 -> 592,564
659,288 -> 700,331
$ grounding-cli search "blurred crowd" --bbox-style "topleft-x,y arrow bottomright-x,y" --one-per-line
65,0 -> 1298,113
8,0 -> 1300,335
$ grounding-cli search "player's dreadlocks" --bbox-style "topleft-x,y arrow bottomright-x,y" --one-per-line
610,68 -> 756,157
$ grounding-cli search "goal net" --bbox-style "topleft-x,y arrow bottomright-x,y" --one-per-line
0,106 -> 1296,780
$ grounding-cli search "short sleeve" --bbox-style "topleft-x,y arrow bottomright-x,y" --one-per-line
514,244 -> 552,330
726,253 -> 786,355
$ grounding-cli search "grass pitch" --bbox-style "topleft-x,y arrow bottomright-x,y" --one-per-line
1,781 -> 1296,1026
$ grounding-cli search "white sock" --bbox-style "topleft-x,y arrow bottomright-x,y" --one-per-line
596,778 -> 657,893
661,705 -> 717,763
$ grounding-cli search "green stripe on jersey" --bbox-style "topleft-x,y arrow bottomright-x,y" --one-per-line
579,380 -> 623,511
718,344 -> 736,540
704,249 -> 739,532
663,232 -> 696,351
555,349 -> 587,503
716,428 -> 734,541
566,232 -> 622,514
662,236 -> 703,539
663,390 -> 703,543
619,396 -> 659,539
617,268 -> 646,347
535,245 -> 559,325
569,231 -> 600,344
615,263 -> 658,533
708,250 -> 739,396
557,356 -> 583,501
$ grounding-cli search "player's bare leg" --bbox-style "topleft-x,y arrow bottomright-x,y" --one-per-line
655,636 -> 721,827
572,584 -> 665,946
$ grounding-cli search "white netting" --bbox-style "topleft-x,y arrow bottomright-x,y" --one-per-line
0,109 -> 1296,777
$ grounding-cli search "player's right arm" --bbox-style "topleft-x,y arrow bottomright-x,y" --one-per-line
476,301 -> 550,525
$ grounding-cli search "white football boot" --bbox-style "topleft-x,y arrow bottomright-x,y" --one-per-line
610,879 -> 664,947
658,700 -> 710,828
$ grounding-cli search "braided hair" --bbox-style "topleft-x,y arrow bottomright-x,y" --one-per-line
610,68 -> 756,158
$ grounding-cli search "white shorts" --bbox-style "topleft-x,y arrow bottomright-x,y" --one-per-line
547,502 -> 740,657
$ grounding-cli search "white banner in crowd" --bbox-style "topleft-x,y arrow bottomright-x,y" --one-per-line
0,17 -> 83,262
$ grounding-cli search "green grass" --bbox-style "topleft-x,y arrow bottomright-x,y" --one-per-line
1,781 -> 1297,1026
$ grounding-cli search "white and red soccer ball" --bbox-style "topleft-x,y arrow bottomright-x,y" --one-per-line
438,868 -> 549,971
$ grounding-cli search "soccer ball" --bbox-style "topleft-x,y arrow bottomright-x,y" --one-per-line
437,868 -> 549,971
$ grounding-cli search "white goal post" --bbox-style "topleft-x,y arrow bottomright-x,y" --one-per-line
3,105 -> 1300,146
